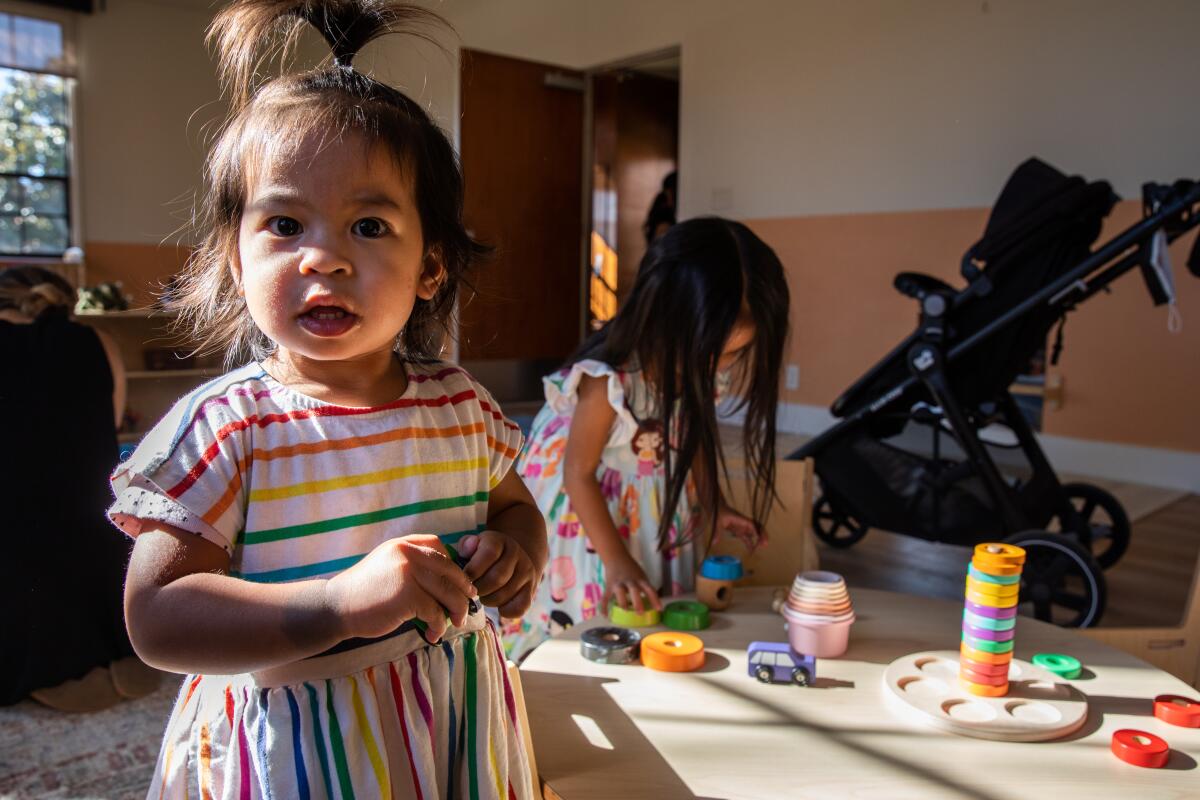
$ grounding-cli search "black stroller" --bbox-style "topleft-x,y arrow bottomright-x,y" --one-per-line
789,158 -> 1200,627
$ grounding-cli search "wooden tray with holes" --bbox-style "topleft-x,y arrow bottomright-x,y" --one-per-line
883,650 -> 1089,742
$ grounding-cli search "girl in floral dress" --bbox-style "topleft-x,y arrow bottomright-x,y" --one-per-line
503,218 -> 791,660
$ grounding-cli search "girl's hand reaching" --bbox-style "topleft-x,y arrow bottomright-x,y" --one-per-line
717,504 -> 766,552
325,534 -> 476,643
603,553 -> 663,615
456,531 -> 539,618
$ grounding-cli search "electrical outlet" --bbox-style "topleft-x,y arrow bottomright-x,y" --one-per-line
785,364 -> 800,390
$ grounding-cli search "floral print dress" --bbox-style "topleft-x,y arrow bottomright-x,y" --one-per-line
500,360 -> 703,662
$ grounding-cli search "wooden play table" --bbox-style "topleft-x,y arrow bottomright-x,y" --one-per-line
519,586 -> 1200,799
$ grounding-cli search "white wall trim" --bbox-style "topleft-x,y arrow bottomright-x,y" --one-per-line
721,401 -> 1200,492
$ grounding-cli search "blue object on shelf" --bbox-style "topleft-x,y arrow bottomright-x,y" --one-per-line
701,555 -> 743,581
118,442 -> 137,461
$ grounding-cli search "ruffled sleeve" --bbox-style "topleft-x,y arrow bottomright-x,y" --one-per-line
107,375 -> 255,555
544,359 -> 640,449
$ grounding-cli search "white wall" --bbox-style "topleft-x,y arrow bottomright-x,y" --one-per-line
431,0 -> 1200,220
9,0 -> 1197,241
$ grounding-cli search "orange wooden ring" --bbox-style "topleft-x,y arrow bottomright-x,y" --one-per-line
964,577 -> 1020,598
973,543 -> 1026,565
640,632 -> 705,672
964,589 -> 1018,609
959,656 -> 1010,677
959,666 -> 1009,687
1154,695 -> 1200,728
960,643 -> 1013,665
970,560 -> 1024,577
960,678 -> 1009,697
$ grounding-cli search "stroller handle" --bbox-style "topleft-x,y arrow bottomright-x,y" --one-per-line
793,175 -> 1200,459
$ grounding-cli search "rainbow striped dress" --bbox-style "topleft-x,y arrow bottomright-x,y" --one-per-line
108,361 -> 532,800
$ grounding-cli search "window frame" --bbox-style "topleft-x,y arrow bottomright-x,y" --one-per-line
0,0 -> 80,264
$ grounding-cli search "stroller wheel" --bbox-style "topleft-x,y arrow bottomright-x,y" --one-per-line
1050,483 -> 1131,570
813,495 -> 869,549
1004,530 -> 1106,628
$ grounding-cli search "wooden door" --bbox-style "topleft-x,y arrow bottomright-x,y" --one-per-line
459,49 -> 584,361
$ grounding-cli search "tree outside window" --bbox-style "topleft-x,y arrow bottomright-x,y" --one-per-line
0,11 -> 72,257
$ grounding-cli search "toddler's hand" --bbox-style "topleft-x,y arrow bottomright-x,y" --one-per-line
456,531 -> 538,619
718,505 -> 766,552
603,554 -> 662,615
325,534 -> 476,642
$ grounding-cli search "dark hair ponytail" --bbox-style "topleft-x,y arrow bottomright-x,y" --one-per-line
574,217 -> 790,551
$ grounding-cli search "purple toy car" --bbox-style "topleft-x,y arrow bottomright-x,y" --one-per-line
747,641 -> 816,686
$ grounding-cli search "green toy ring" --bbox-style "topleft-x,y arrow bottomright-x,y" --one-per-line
1032,653 -> 1082,679
609,605 -> 662,628
662,601 -> 711,630
961,633 -> 1014,654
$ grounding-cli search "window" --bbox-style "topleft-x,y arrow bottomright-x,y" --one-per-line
0,10 -> 73,257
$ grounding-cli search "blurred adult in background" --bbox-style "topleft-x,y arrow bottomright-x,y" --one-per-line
0,266 -> 158,711
643,170 -> 678,244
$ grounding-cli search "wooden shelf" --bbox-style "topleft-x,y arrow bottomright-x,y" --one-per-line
127,368 -> 219,379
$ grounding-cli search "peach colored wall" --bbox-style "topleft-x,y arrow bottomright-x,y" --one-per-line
748,200 -> 1200,454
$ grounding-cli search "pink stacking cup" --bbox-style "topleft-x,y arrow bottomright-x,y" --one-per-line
782,605 -> 854,658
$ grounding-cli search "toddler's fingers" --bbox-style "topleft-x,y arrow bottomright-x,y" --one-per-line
496,582 -> 535,619
413,593 -> 450,641
474,552 -> 518,598
486,577 -> 530,614
455,534 -> 480,558
638,581 -> 663,611
415,566 -> 473,626
609,583 -> 628,614
463,534 -> 505,581
627,582 -> 646,614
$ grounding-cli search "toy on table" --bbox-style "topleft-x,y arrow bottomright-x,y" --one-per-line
1110,729 -> 1170,768
780,570 -> 855,658
882,650 -> 1089,741
1031,653 -> 1082,680
641,632 -> 705,672
747,641 -> 816,686
1153,695 -> 1200,728
697,556 -> 742,610
960,543 -> 1024,698
608,604 -> 661,627
580,626 -> 642,664
663,600 -> 710,631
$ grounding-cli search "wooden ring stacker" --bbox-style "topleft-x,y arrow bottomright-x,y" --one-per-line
959,666 -> 1008,687
969,560 -> 1024,577
697,576 -> 734,610
960,678 -> 1009,697
973,543 -> 1027,565
965,577 -> 1020,598
641,632 -> 705,672
967,564 -> 1021,585
959,656 -> 1011,677
961,643 -> 1013,665
965,589 -> 1018,609
1154,695 -> 1200,728
1111,729 -> 1169,768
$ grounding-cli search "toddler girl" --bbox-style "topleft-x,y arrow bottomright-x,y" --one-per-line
504,217 -> 790,660
109,2 -> 543,797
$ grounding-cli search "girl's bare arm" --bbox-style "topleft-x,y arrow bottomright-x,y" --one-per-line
562,375 -> 661,611
125,523 -> 475,675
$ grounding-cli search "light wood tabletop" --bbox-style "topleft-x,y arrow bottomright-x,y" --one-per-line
519,586 -> 1200,800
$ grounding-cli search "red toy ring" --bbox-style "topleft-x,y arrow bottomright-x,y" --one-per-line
1110,729 -> 1169,768
1154,694 -> 1200,728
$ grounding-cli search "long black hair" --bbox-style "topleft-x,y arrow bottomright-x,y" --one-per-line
574,217 -> 789,550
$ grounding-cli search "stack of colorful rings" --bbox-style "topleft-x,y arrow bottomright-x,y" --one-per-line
960,542 -> 1025,697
